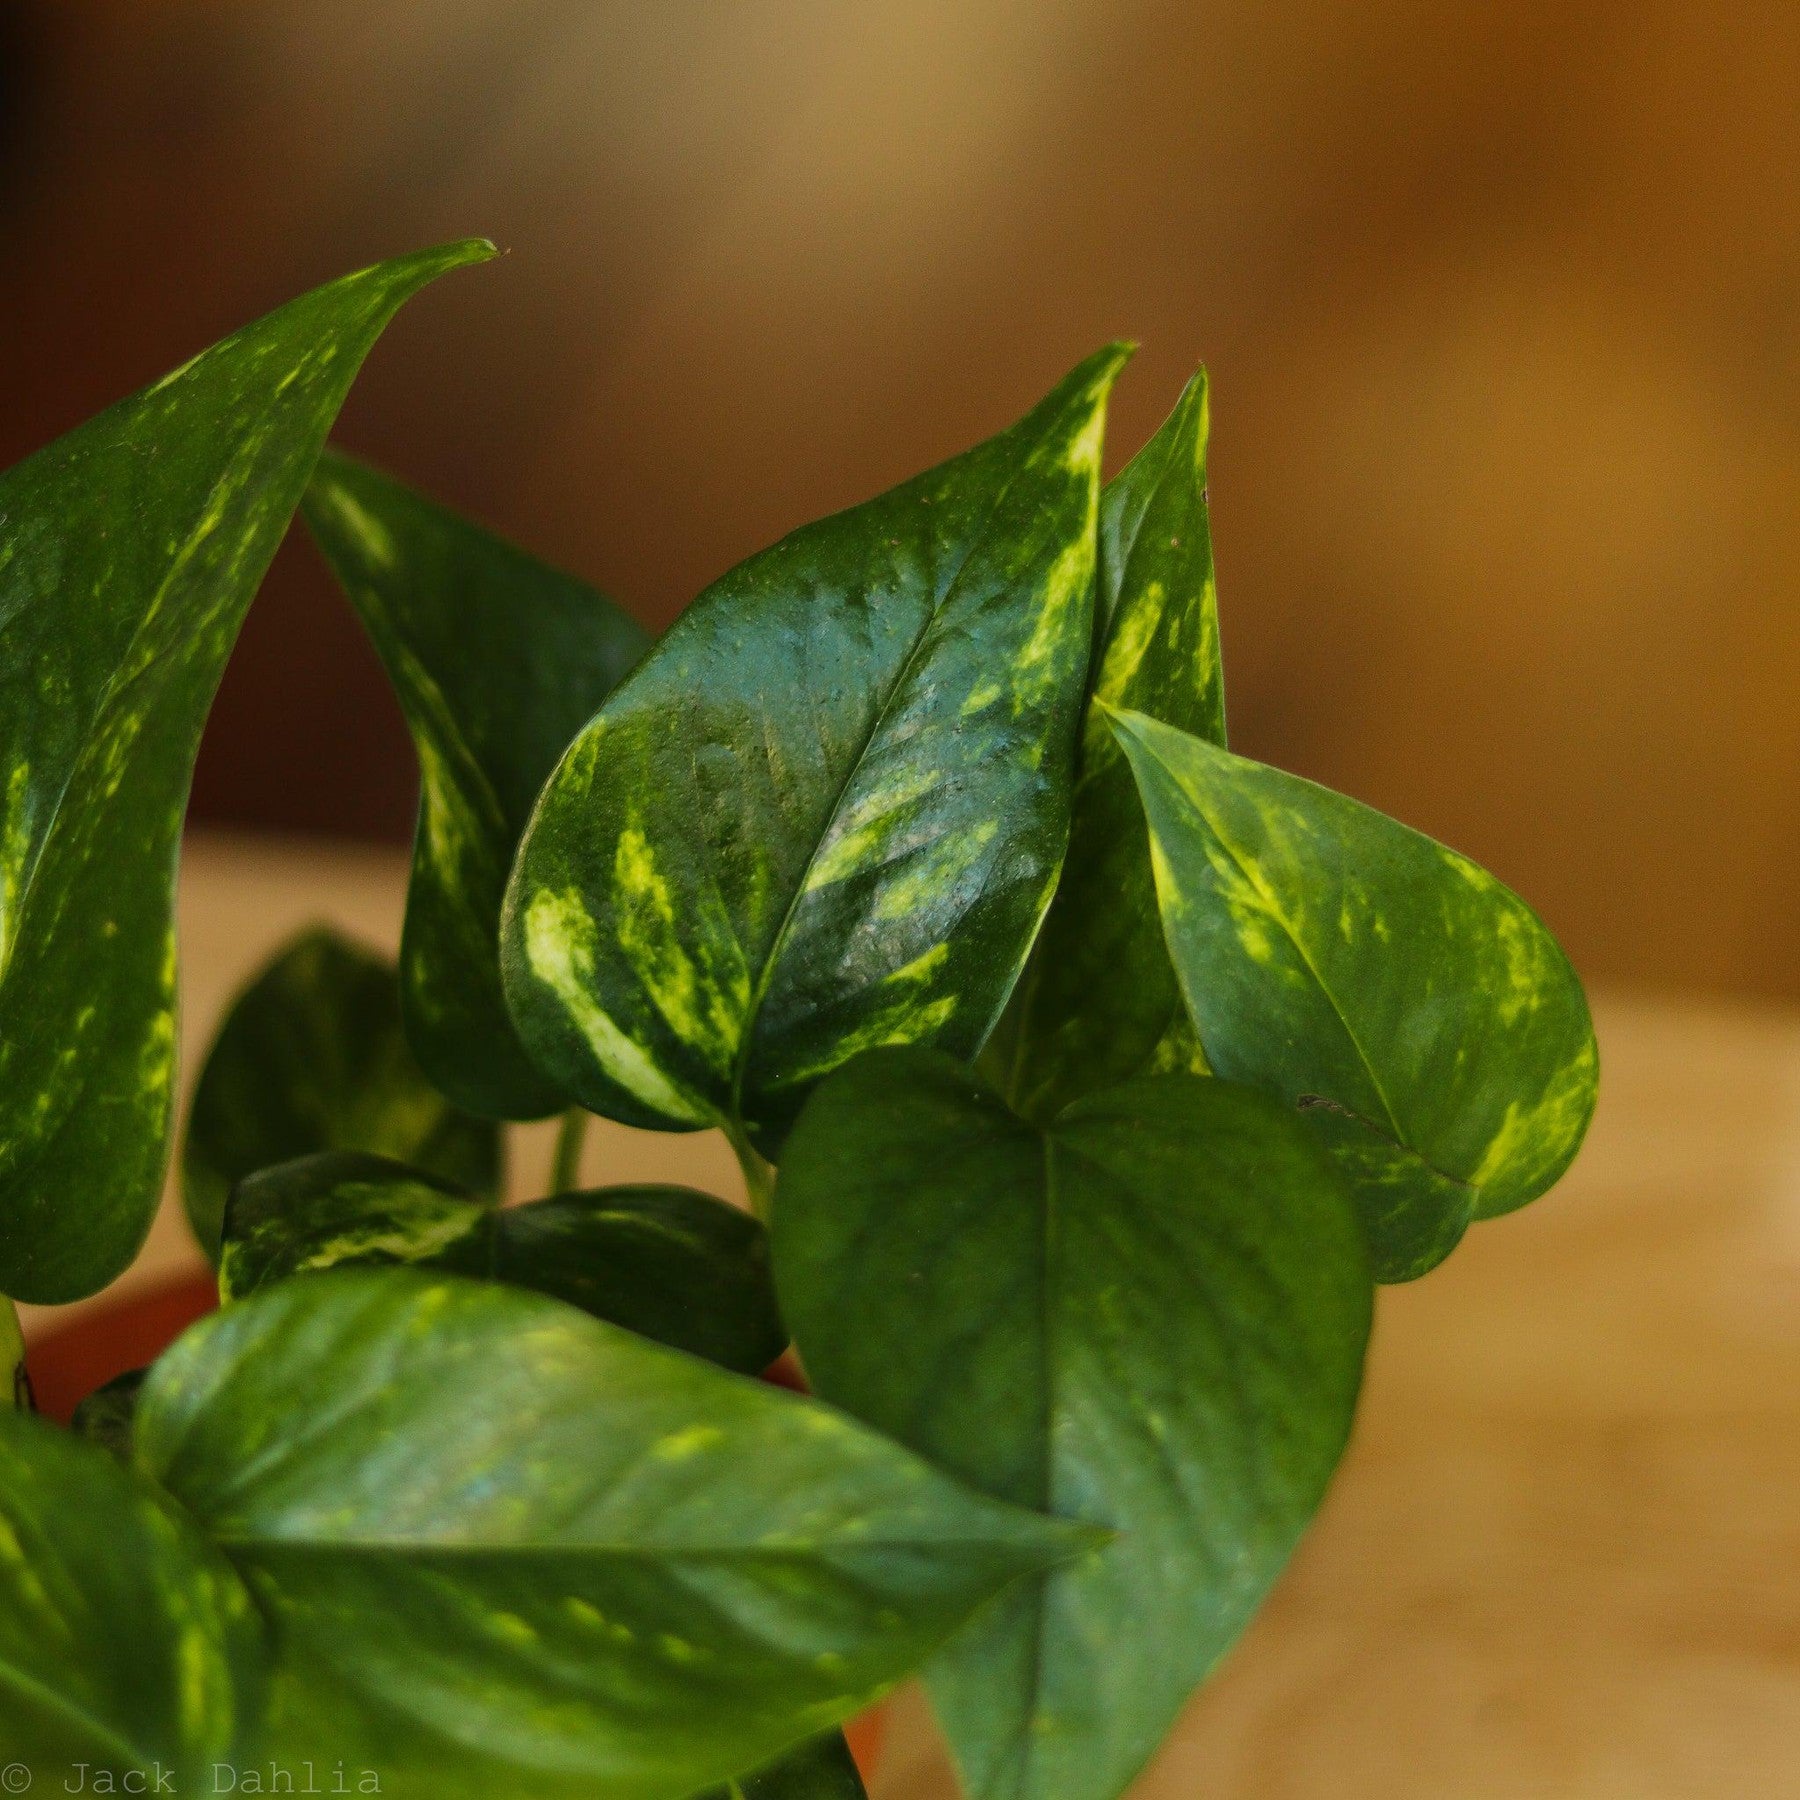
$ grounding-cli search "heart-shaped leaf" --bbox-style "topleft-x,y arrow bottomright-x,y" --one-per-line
773,1049 -> 1371,1800
991,372 -> 1224,1118
303,452 -> 650,1119
221,1149 -> 785,1373
0,240 -> 494,1303
502,346 -> 1130,1151
182,928 -> 501,1262
134,1271 -> 1092,1800
0,1407 -> 266,1784
1110,710 -> 1599,1278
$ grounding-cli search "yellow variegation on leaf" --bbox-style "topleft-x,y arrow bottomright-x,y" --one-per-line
990,369 -> 1224,1119
1110,709 -> 1599,1278
304,453 -> 650,1120
181,928 -> 501,1264
0,241 -> 494,1303
502,346 -> 1131,1153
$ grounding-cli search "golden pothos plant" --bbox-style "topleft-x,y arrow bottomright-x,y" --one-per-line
0,242 -> 1597,1800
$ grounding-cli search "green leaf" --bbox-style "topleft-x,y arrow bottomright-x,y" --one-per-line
135,1271 -> 1092,1800
1111,710 -> 1600,1279
221,1150 -> 786,1373
303,452 -> 650,1119
0,1407 -> 266,1784
501,346 -> 1131,1151
991,372 -> 1224,1118
2,1301 -> 23,1411
71,1369 -> 148,1458
773,1049 -> 1370,1800
182,927 -> 502,1262
703,1730 -> 868,1800
0,240 -> 494,1304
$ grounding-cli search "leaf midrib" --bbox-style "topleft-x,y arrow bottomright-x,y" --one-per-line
1165,757 -> 1405,1140
1295,1094 -> 1478,1196
725,433 -> 1051,1118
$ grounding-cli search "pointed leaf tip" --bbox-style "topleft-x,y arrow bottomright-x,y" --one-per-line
0,243 -> 496,1302
303,448 -> 649,1118
950,359 -> 1224,1124
504,344 -> 1129,1148
1114,714 -> 1598,1277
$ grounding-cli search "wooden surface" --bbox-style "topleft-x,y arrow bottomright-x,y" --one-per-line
26,834 -> 1800,1795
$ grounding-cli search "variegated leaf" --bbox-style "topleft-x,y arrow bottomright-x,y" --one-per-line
182,928 -> 501,1262
991,371 -> 1224,1118
221,1150 -> 786,1373
304,452 -> 650,1119
0,1406 -> 267,1783
136,1271 -> 1095,1800
501,346 -> 1131,1151
0,240 -> 494,1303
774,1049 -> 1370,1800
1111,710 -> 1599,1279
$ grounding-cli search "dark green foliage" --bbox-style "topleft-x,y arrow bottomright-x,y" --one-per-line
989,372 -> 1223,1119
1111,709 -> 1599,1279
222,1150 -> 786,1373
182,927 -> 501,1261
501,346 -> 1131,1153
0,241 -> 493,1303
70,1368 -> 146,1458
0,254 -> 1597,1800
774,1050 -> 1369,1800
305,453 -> 649,1119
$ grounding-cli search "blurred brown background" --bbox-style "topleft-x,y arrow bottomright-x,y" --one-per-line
2,0 -> 1796,1000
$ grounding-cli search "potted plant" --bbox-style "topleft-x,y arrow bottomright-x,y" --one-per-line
0,241 -> 1597,1800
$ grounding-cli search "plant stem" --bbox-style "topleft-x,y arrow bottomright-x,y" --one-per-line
550,1107 -> 590,1194
727,1122 -> 778,1224
3,1297 -> 30,1412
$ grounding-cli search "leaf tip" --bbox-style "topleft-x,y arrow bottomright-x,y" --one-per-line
445,234 -> 502,267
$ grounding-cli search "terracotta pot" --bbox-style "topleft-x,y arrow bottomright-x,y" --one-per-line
26,1274 -> 887,1782
29,1272 -> 218,1423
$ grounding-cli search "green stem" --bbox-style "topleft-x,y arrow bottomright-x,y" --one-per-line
3,1296 -> 30,1412
727,1122 -> 777,1224
550,1107 -> 590,1195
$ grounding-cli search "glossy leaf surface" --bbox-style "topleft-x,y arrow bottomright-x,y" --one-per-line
0,1408 -> 265,1782
182,928 -> 501,1261
774,1050 -> 1370,1800
0,240 -> 493,1303
994,373 -> 1224,1119
136,1272 -> 1091,1800
502,347 -> 1130,1149
304,452 -> 649,1118
222,1150 -> 785,1373
1113,710 -> 1599,1278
